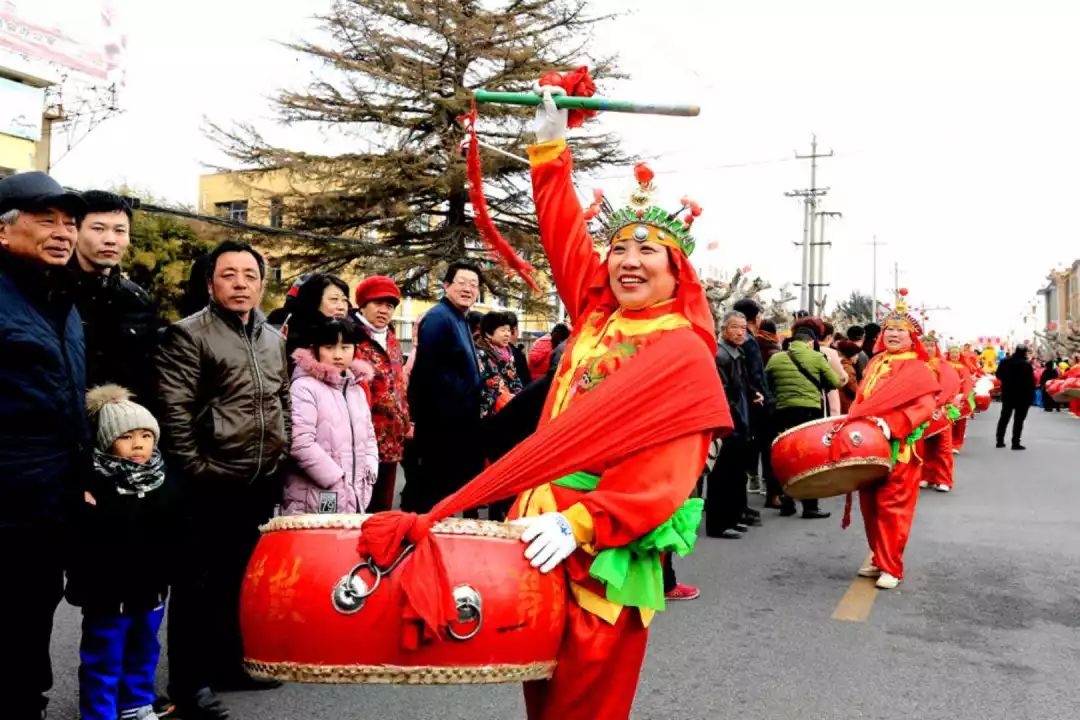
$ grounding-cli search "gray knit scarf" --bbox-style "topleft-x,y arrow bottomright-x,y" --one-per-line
92,449 -> 166,496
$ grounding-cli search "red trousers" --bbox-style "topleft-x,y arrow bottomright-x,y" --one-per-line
923,430 -> 954,489
951,418 -> 967,450
1071,399 -> 1080,417
524,601 -> 649,720
859,457 -> 923,579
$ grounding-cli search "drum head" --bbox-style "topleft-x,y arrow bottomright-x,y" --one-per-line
784,461 -> 890,500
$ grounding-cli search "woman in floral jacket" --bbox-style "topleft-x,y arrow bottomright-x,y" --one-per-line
352,276 -> 411,512
476,311 -> 524,419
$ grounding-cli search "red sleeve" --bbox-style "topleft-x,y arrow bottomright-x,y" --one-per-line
578,431 -> 711,551
529,141 -> 603,324
879,392 -> 937,440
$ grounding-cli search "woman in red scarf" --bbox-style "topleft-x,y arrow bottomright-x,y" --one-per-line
844,291 -> 940,589
505,76 -> 733,720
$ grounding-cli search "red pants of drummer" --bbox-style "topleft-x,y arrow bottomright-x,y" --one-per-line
923,430 -> 954,489
859,458 -> 922,579
524,601 -> 648,720
1071,399 -> 1080,417
951,418 -> 967,450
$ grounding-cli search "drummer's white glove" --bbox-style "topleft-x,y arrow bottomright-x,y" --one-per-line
512,512 -> 577,573
871,417 -> 891,439
533,84 -> 568,144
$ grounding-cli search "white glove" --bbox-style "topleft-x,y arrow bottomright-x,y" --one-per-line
532,84 -> 568,144
871,417 -> 891,439
511,512 -> 577,573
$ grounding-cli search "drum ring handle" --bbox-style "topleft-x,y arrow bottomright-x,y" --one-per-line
331,561 -> 381,614
447,584 -> 482,641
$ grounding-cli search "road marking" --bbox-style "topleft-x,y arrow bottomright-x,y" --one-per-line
831,554 -> 879,623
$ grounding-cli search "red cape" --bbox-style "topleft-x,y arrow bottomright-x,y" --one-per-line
930,358 -> 962,403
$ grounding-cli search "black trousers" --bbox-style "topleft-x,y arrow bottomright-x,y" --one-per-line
401,420 -> 483,514
0,527 -> 65,719
997,402 -> 1030,446
168,479 -> 276,696
773,407 -> 822,513
705,435 -> 750,535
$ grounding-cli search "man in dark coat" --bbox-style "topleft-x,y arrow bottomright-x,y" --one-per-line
71,190 -> 159,403
733,298 -> 771,524
0,171 -> 89,720
996,345 -> 1036,450
403,260 -> 484,512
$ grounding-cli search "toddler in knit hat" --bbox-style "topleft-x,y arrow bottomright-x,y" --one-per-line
68,385 -> 174,720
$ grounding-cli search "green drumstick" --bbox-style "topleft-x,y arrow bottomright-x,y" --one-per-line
473,90 -> 700,117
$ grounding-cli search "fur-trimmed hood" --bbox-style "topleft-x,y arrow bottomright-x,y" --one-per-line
292,347 -> 375,388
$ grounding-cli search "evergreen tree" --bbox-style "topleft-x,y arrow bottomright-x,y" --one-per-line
835,290 -> 876,325
210,0 -> 625,311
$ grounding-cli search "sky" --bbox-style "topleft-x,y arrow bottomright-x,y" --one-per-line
45,0 -> 1080,343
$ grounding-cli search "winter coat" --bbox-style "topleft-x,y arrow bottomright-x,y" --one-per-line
69,260 -> 159,404
715,339 -> 753,438
528,334 -> 555,378
839,356 -> 859,413
0,251 -> 90,529
821,345 -> 848,416
996,353 -> 1036,406
765,340 -> 842,411
157,303 -> 291,484
407,297 -> 482,428
65,450 -> 176,614
477,339 -> 525,419
283,349 -> 379,515
511,343 -> 532,385
353,321 -> 411,463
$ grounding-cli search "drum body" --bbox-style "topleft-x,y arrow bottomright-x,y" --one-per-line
241,515 -> 567,685
1063,378 -> 1080,400
770,415 -> 892,500
1046,378 -> 1068,403
974,394 -> 992,412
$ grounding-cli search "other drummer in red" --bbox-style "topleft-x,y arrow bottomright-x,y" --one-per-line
846,290 -> 940,589
508,72 -> 732,720
946,344 -> 975,453
920,337 -> 962,493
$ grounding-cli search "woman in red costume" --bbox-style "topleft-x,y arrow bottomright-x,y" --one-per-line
844,290 -> 940,589
920,337 -> 962,492
947,344 -> 976,452
506,77 -> 733,720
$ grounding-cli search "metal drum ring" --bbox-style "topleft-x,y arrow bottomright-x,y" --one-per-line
447,584 -> 482,641
331,561 -> 382,614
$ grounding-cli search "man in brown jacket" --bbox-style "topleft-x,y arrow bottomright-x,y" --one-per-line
157,240 -> 290,719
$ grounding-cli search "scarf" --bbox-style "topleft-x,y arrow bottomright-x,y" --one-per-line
93,448 -> 166,497
358,315 -> 388,351
756,329 -> 780,345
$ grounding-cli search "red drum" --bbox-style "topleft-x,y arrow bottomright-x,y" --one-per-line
770,415 -> 892,500
1064,378 -> 1080,400
924,407 -> 952,438
241,515 -> 567,685
974,395 -> 991,412
1046,379 -> 1066,403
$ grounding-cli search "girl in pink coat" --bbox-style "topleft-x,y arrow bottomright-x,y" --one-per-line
283,318 -> 379,515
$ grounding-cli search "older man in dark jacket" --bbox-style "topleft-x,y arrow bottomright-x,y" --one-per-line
157,240 -> 290,719
0,172 -> 88,720
996,345 -> 1036,450
403,260 -> 484,513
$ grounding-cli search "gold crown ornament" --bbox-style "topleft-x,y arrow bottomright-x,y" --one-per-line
582,163 -> 701,256
882,288 -> 924,335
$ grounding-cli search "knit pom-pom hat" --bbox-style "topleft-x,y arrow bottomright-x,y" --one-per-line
86,385 -> 161,452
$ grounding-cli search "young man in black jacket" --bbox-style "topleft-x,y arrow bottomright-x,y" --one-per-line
996,345 -> 1036,449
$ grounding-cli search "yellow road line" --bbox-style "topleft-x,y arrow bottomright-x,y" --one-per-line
831,554 -> 879,623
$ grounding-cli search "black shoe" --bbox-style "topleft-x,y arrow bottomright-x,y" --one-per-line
173,688 -> 230,720
779,505 -> 797,517
743,507 -> 761,519
212,673 -> 283,692
154,696 -> 177,717
733,523 -> 750,532
718,528 -> 743,539
1011,444 -> 1026,450
741,514 -> 763,527
995,442 -> 1006,448
801,509 -> 832,519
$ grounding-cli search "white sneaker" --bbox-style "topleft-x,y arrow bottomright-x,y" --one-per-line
875,572 -> 901,589
858,564 -> 882,578
933,484 -> 951,493
951,449 -> 960,455
919,480 -> 929,489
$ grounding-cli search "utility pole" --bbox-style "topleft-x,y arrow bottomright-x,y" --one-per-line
866,235 -> 887,320
786,134 -> 833,312
814,210 -> 842,314
894,262 -> 901,297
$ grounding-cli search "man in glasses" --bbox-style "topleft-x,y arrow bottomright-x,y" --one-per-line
402,260 -> 485,512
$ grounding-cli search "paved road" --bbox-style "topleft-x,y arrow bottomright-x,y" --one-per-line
47,408 -> 1080,719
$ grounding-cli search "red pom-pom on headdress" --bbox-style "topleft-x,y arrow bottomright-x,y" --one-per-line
634,163 -> 655,186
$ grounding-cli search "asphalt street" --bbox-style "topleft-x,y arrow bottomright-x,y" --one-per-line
46,408 -> 1080,719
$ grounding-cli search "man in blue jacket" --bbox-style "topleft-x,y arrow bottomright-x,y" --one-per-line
403,260 -> 484,512
0,172 -> 89,720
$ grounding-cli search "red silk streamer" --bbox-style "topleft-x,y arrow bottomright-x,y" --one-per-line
356,328 -> 733,648
461,101 -> 540,292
